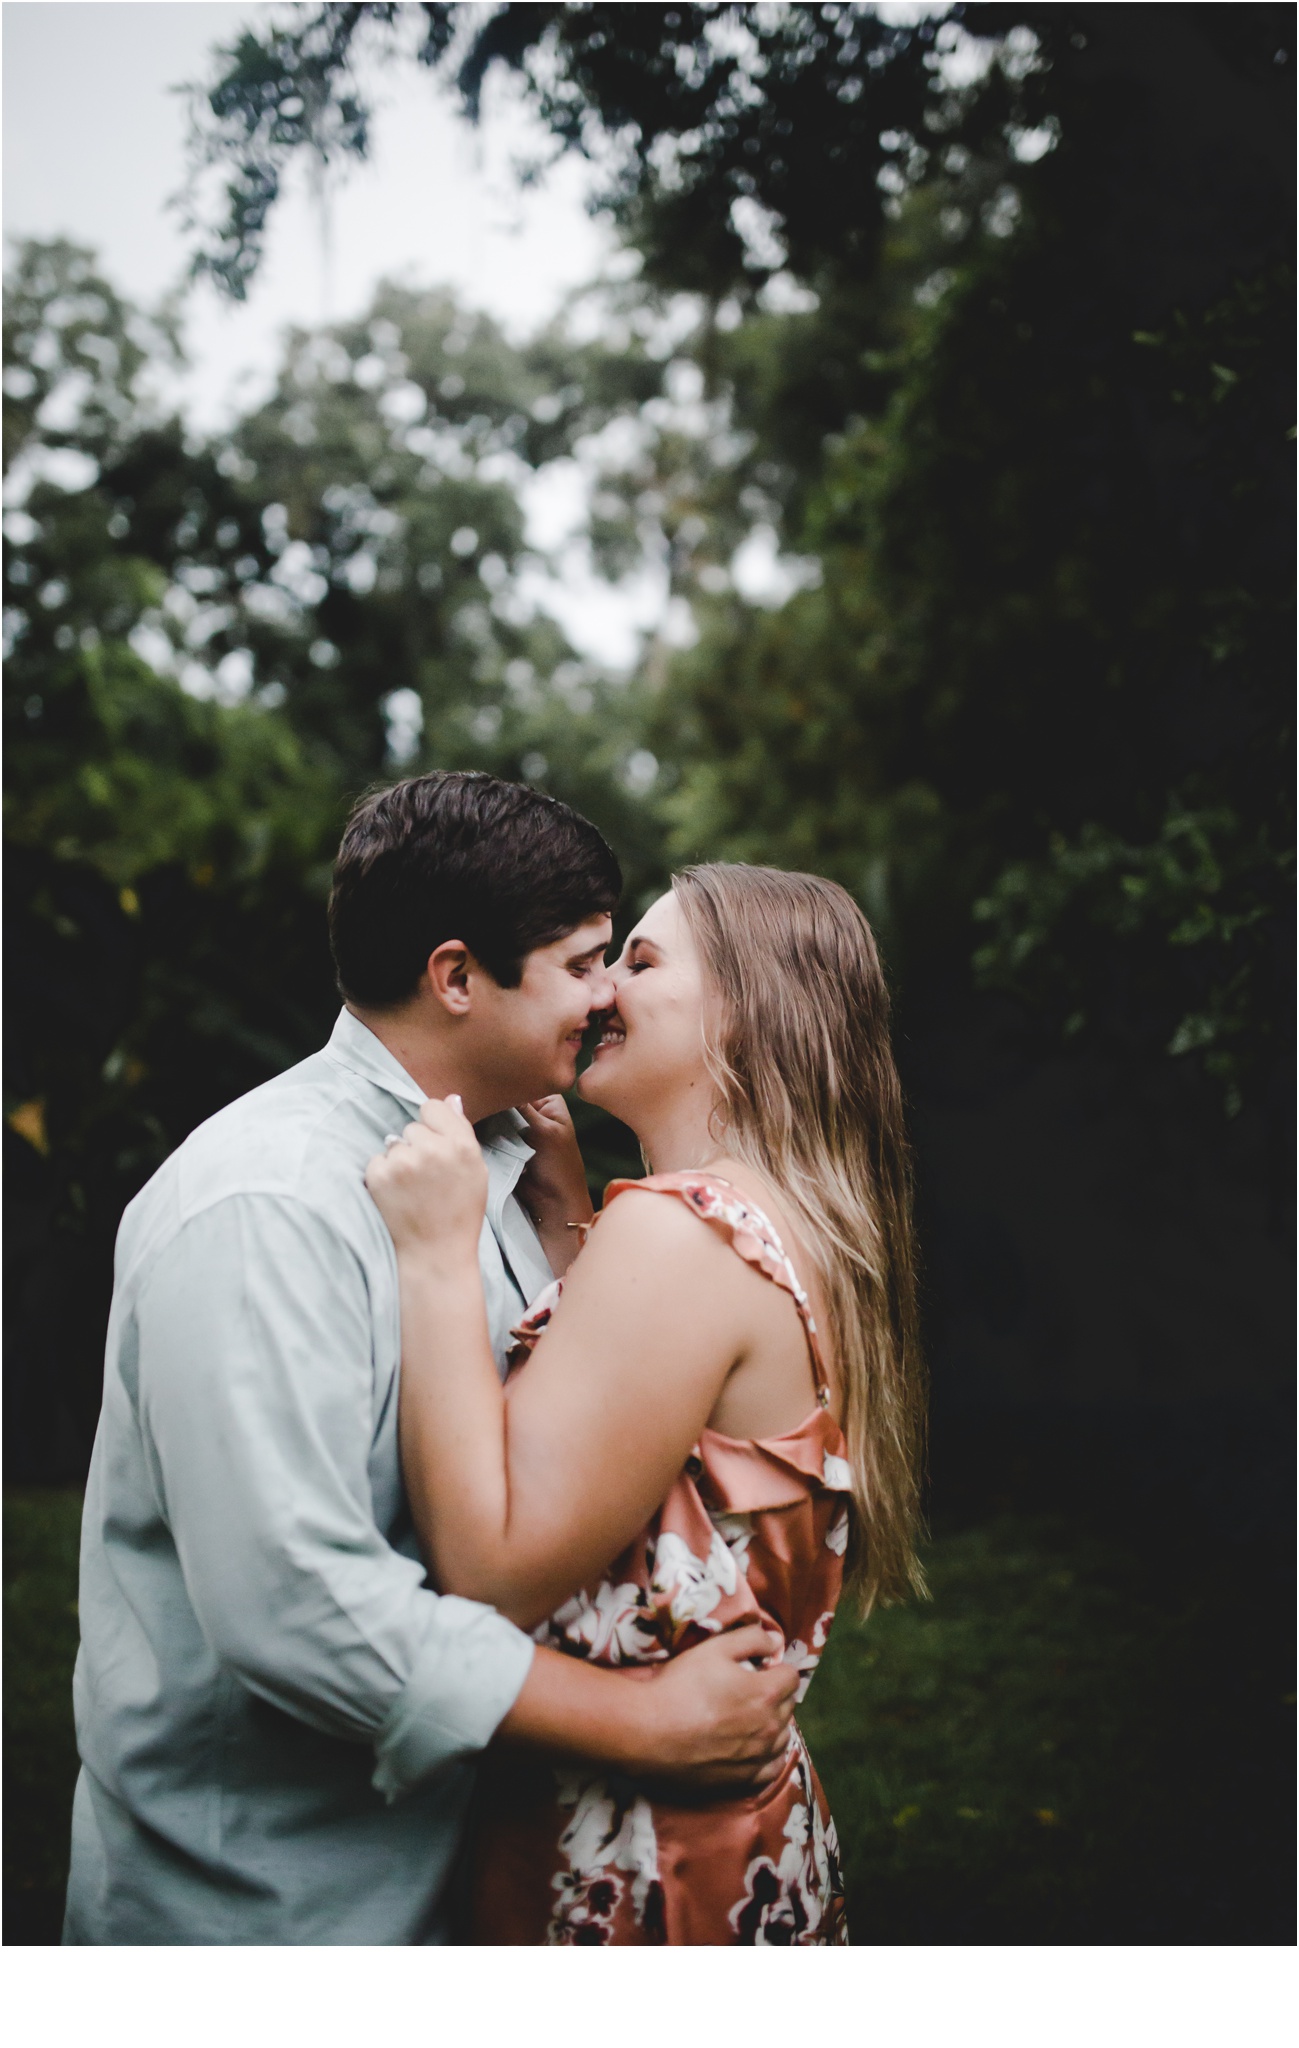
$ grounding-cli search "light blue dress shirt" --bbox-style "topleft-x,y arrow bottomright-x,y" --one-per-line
63,1008 -> 554,1946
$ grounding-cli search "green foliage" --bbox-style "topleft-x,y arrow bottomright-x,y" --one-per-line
184,5 -> 992,308
801,1511 -> 1293,1942
4,250 -> 349,1371
7,8 -> 1293,1467
3,238 -> 664,1470
630,20 -> 1292,1107
671,227 -> 1294,1100
183,5 -> 459,300
972,800 -> 1291,1116
3,1488 -> 83,1940
3,239 -> 181,470
223,276 -> 666,796
8,640 -> 334,888
182,7 -> 1294,1114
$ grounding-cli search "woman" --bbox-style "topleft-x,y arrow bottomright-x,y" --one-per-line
365,863 -> 925,1945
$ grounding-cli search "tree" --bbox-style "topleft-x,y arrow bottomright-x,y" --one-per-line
185,3 -> 1294,1117
3,238 -> 665,1472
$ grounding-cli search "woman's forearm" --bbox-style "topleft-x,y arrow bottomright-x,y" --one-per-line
374,1105 -> 591,1622
397,1253 -> 589,1625
396,1253 -> 515,1603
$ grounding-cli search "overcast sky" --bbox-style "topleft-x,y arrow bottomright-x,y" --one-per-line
4,3 -> 617,417
3,3 -> 944,662
2,1 -> 676,661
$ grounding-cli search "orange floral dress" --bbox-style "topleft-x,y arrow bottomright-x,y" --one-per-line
468,1171 -> 852,1946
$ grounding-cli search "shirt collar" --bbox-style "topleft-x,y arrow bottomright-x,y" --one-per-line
322,1009 -> 534,1161
324,1007 -> 425,1109
476,1109 -> 535,1160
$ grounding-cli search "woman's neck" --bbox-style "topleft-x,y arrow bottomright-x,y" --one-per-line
634,1086 -> 725,1177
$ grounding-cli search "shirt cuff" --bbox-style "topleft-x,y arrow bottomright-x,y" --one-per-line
371,1594 -> 535,1804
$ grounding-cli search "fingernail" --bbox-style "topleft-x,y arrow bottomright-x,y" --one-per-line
447,1094 -> 463,1114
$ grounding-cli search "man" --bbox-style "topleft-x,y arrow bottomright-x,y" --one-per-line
64,772 -> 796,1946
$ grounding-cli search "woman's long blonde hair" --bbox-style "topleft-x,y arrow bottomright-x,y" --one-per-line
674,862 -> 926,1614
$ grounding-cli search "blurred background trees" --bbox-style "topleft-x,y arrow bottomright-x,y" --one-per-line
4,0 -> 1293,1947
3,237 -> 668,1468
185,1 -> 1295,1109
9,4 -> 1290,1477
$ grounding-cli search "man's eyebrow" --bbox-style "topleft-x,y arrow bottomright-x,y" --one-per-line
566,938 -> 609,963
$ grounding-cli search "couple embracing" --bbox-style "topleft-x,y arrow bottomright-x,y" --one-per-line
64,771 -> 924,1947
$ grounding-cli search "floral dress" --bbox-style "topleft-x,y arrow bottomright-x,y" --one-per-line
467,1171 -> 852,1946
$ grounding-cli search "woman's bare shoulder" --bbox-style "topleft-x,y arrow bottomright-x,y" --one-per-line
694,1157 -> 801,1244
589,1176 -> 740,1263
528,1174 -> 757,1386
546,1176 -> 750,1319
590,1166 -> 802,1275
694,1158 -> 830,1338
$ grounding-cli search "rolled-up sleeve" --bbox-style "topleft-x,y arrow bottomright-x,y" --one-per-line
135,1193 -> 533,1796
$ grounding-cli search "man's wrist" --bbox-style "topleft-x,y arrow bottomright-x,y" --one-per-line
598,1668 -> 657,1773
500,1645 -> 658,1771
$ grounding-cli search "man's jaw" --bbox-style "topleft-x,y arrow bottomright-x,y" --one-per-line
539,1026 -> 588,1093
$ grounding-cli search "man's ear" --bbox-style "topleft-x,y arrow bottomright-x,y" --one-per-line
425,939 -> 474,1016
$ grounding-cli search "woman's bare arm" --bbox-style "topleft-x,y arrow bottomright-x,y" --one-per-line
366,1100 -> 755,1627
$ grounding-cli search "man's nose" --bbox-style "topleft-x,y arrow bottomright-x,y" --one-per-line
586,962 -> 617,1013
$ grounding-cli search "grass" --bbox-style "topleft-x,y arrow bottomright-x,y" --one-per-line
4,1486 -> 83,1945
801,1514 -> 1295,1943
4,1484 -> 1294,1944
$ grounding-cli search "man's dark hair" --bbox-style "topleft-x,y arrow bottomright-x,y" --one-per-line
328,771 -> 622,1007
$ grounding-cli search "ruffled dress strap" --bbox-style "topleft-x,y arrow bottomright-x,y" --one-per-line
602,1171 -> 833,1410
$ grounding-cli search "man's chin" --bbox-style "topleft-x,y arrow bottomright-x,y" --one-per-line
539,1050 -> 581,1097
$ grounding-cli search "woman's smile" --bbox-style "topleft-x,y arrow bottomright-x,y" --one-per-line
590,1010 -> 626,1056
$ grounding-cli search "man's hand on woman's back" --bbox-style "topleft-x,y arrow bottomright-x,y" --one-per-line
629,1623 -> 801,1792
500,1622 -> 799,1793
